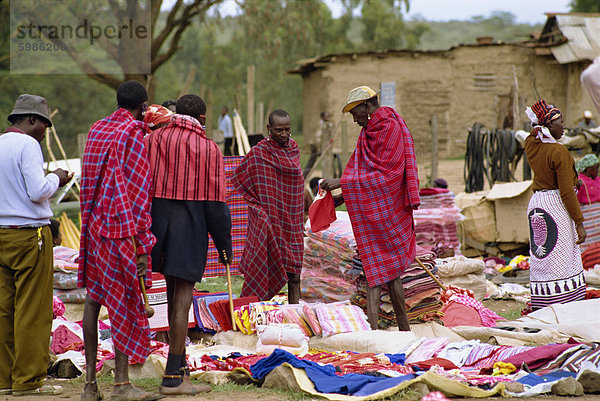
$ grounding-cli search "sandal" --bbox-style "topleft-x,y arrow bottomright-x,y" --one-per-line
159,379 -> 211,396
111,383 -> 163,401
12,385 -> 63,396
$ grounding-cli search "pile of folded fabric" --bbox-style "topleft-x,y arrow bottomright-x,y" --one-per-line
413,187 -> 462,251
256,323 -> 309,356
53,246 -> 86,304
352,246 -> 444,328
301,212 -> 362,303
232,300 -> 370,338
436,255 -> 487,300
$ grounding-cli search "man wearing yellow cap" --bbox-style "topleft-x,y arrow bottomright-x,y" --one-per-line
321,86 -> 420,331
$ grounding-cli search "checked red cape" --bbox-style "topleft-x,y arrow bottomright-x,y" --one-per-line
231,138 -> 304,301
341,106 -> 420,288
79,108 -> 156,364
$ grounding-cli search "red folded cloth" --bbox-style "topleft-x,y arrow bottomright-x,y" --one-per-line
309,188 -> 336,232
209,296 -> 259,331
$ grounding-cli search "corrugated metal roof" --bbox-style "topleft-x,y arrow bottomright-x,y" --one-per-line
550,14 -> 600,63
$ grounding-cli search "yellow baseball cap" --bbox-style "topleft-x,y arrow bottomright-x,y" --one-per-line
342,86 -> 380,113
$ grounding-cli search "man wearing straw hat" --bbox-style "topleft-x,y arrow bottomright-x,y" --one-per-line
0,94 -> 72,396
146,94 -> 232,395
79,81 -> 160,401
321,86 -> 420,331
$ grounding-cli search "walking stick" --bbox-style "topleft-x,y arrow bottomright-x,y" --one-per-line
414,256 -> 447,292
139,276 -> 155,318
131,237 -> 155,318
221,250 -> 236,331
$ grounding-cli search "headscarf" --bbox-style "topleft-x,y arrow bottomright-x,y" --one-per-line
577,153 -> 600,173
525,100 -> 562,144
144,104 -> 173,128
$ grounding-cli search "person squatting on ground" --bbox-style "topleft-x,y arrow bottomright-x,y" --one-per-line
146,94 -> 232,395
79,81 -> 160,401
321,86 -> 420,331
524,100 -> 587,311
232,110 -> 304,303
0,94 -> 72,396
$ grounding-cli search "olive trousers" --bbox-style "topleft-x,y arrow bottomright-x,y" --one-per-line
0,226 -> 53,391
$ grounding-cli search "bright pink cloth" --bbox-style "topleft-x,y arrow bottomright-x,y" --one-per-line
577,173 -> 600,204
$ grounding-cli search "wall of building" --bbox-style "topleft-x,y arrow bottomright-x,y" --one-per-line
298,44 -> 588,163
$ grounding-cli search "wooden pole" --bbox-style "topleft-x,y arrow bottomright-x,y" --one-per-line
221,250 -> 236,331
265,100 -> 274,129
247,65 -> 255,135
415,257 -> 446,292
512,65 -> 520,131
321,120 -> 334,179
431,113 -> 439,184
341,120 -> 349,167
258,102 -> 264,134
205,88 -> 213,134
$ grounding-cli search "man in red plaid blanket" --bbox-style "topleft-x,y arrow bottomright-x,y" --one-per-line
79,81 -> 159,401
232,110 -> 304,303
322,86 -> 420,331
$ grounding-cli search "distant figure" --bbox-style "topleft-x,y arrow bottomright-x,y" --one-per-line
144,104 -> 173,131
0,94 -> 71,396
433,178 -> 448,189
579,110 -> 597,130
577,154 -> 600,205
162,99 -> 177,113
303,111 -> 330,177
232,110 -> 304,303
576,154 -> 600,251
218,106 -> 234,156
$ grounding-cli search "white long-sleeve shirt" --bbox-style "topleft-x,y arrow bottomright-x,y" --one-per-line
0,130 -> 59,226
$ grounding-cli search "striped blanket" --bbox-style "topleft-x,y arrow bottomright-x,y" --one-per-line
580,202 -> 600,252
204,156 -> 246,277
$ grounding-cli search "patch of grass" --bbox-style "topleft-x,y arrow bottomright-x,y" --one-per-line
131,378 -> 162,391
209,382 -> 313,400
384,387 -> 422,401
497,309 -> 523,321
197,275 -> 244,296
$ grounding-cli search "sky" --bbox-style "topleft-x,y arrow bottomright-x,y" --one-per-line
202,0 -> 572,25
401,0 -> 571,24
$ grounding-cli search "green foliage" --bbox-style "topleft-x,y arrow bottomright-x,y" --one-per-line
359,0 -> 426,51
2,0 -> 545,157
570,0 -> 600,12
411,11 -> 541,51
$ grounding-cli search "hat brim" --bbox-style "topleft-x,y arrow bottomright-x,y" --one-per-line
8,111 -> 52,127
342,90 -> 381,113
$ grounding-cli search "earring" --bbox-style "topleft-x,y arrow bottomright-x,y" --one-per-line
368,113 -> 371,120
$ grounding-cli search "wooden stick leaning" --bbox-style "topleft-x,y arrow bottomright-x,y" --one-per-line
414,256 -> 447,292
221,250 -> 236,331
131,236 -> 155,318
